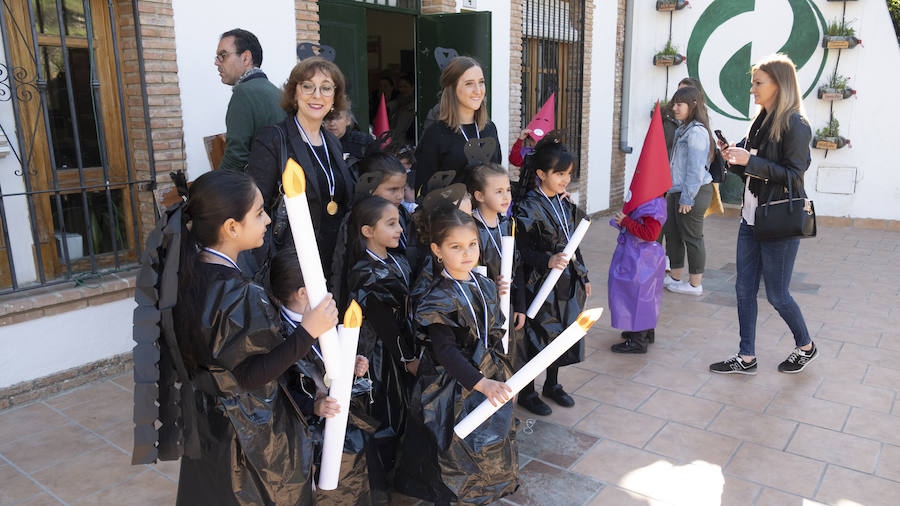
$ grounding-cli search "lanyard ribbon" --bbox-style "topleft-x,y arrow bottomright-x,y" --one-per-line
541,192 -> 571,242
202,247 -> 240,270
460,122 -> 480,143
280,307 -> 324,362
474,209 -> 502,258
294,116 -> 336,201
444,269 -> 489,348
366,249 -> 408,285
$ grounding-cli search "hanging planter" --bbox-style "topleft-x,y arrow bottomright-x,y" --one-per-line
656,0 -> 689,12
653,41 -> 685,66
817,73 -> 856,100
813,118 -> 851,150
822,18 -> 862,49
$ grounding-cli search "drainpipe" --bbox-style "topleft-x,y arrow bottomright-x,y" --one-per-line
619,0 -> 634,154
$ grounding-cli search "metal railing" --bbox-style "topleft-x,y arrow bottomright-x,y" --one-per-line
0,0 -> 152,294
521,0 -> 586,177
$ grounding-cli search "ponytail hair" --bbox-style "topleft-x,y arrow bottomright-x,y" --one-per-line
175,170 -> 259,368
467,162 -> 508,196
329,195 -> 395,311
357,151 -> 406,183
514,132 -> 572,200
269,247 -> 305,307
425,205 -> 477,249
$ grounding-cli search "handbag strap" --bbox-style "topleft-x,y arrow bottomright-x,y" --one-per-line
763,171 -> 798,216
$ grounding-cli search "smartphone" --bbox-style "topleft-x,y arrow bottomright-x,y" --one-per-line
714,129 -> 729,147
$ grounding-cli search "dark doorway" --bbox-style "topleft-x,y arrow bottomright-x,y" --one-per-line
366,10 -> 416,145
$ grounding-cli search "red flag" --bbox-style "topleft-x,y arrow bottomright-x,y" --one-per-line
373,93 -> 390,147
623,102 -> 672,215
525,92 -> 555,141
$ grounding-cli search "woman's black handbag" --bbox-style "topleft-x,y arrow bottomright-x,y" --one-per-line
753,175 -> 817,241
708,149 -> 727,183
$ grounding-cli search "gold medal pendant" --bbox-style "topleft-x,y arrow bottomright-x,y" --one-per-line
326,200 -> 338,215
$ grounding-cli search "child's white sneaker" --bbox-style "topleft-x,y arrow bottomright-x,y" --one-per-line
666,279 -> 703,296
662,275 -> 681,289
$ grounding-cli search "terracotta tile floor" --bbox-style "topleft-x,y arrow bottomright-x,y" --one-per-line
2,215 -> 900,505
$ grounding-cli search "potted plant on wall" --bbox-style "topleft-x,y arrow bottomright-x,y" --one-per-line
817,73 -> 857,100
653,40 -> 686,66
813,117 -> 851,150
822,18 -> 862,49
656,0 -> 689,12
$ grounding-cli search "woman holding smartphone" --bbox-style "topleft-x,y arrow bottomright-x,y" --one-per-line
709,53 -> 817,376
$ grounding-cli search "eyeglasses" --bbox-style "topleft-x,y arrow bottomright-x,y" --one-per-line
214,51 -> 235,63
299,82 -> 335,97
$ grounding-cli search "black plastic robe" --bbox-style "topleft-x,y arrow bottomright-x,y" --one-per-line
346,252 -> 413,490
514,190 -> 589,367
280,316 -> 378,506
394,275 -> 519,504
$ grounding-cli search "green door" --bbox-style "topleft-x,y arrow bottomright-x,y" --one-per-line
319,2 -> 369,130
416,12 -> 492,136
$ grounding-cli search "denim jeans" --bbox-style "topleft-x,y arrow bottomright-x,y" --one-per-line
735,221 -> 811,356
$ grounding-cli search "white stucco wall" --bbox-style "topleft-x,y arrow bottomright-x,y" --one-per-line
474,0 -> 512,160
621,0 -> 900,220
585,0 -> 620,214
0,299 -> 136,388
172,0 -> 297,180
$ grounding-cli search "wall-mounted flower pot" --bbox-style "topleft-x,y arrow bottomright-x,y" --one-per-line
817,86 -> 856,100
813,136 -> 851,150
653,53 -> 685,66
822,35 -> 862,49
656,0 -> 689,11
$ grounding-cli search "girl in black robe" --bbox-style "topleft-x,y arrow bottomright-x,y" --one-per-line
468,163 -> 528,369
343,195 -> 417,499
513,137 -> 591,417
163,170 -> 338,505
394,208 -> 518,505
268,247 -> 377,506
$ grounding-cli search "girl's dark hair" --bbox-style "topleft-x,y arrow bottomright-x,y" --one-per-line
175,169 -> 258,369
671,86 -> 716,164
357,151 -> 406,185
426,205 -> 477,247
329,195 -> 396,311
269,247 -> 305,306
678,77 -> 705,100
467,163 -> 508,195
514,133 -> 574,200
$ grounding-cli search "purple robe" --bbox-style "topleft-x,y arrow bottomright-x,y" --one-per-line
607,197 -> 667,332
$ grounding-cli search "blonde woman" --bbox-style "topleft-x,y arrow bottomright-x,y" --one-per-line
710,54 -> 816,375
414,56 -> 501,193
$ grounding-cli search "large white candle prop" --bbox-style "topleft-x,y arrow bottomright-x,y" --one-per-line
318,300 -> 363,490
499,220 -> 515,353
282,158 -> 341,381
525,218 -> 592,319
455,308 -> 602,439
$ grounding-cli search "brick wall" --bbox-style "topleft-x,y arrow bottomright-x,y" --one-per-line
296,0 -> 319,44
116,0 -> 187,242
508,0 -> 523,181
608,0 -> 627,210
422,0 -> 456,14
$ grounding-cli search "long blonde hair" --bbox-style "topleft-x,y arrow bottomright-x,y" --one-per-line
752,53 -> 807,143
437,56 -> 488,132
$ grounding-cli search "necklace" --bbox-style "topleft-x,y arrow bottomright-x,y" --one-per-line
473,209 -> 502,258
541,191 -> 571,242
295,116 -> 338,215
202,247 -> 239,270
443,269 -> 489,348
459,122 -> 480,143
366,248 -> 408,285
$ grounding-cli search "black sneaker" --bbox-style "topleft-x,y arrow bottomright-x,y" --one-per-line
778,343 -> 818,373
542,384 -> 575,407
518,391 -> 552,416
709,354 -> 758,375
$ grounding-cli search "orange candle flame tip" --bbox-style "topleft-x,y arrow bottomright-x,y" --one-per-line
344,300 -> 362,328
575,308 -> 604,331
282,158 -> 306,197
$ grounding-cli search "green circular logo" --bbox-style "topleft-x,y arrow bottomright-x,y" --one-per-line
687,0 -> 829,121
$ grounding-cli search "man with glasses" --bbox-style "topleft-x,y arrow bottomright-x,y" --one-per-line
215,28 -> 285,170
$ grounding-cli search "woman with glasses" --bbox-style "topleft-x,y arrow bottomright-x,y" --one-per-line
247,57 -> 355,282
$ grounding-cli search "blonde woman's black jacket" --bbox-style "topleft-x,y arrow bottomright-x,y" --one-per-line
728,112 -> 812,203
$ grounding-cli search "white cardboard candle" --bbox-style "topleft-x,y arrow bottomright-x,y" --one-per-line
499,236 -> 515,353
318,301 -> 362,490
282,159 -> 341,380
526,218 -> 591,319
454,308 -> 603,439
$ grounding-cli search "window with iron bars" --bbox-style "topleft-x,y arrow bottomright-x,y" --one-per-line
0,0 -> 151,294
521,0 -> 585,177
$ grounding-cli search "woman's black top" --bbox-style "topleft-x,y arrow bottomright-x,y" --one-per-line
414,120 -> 501,192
